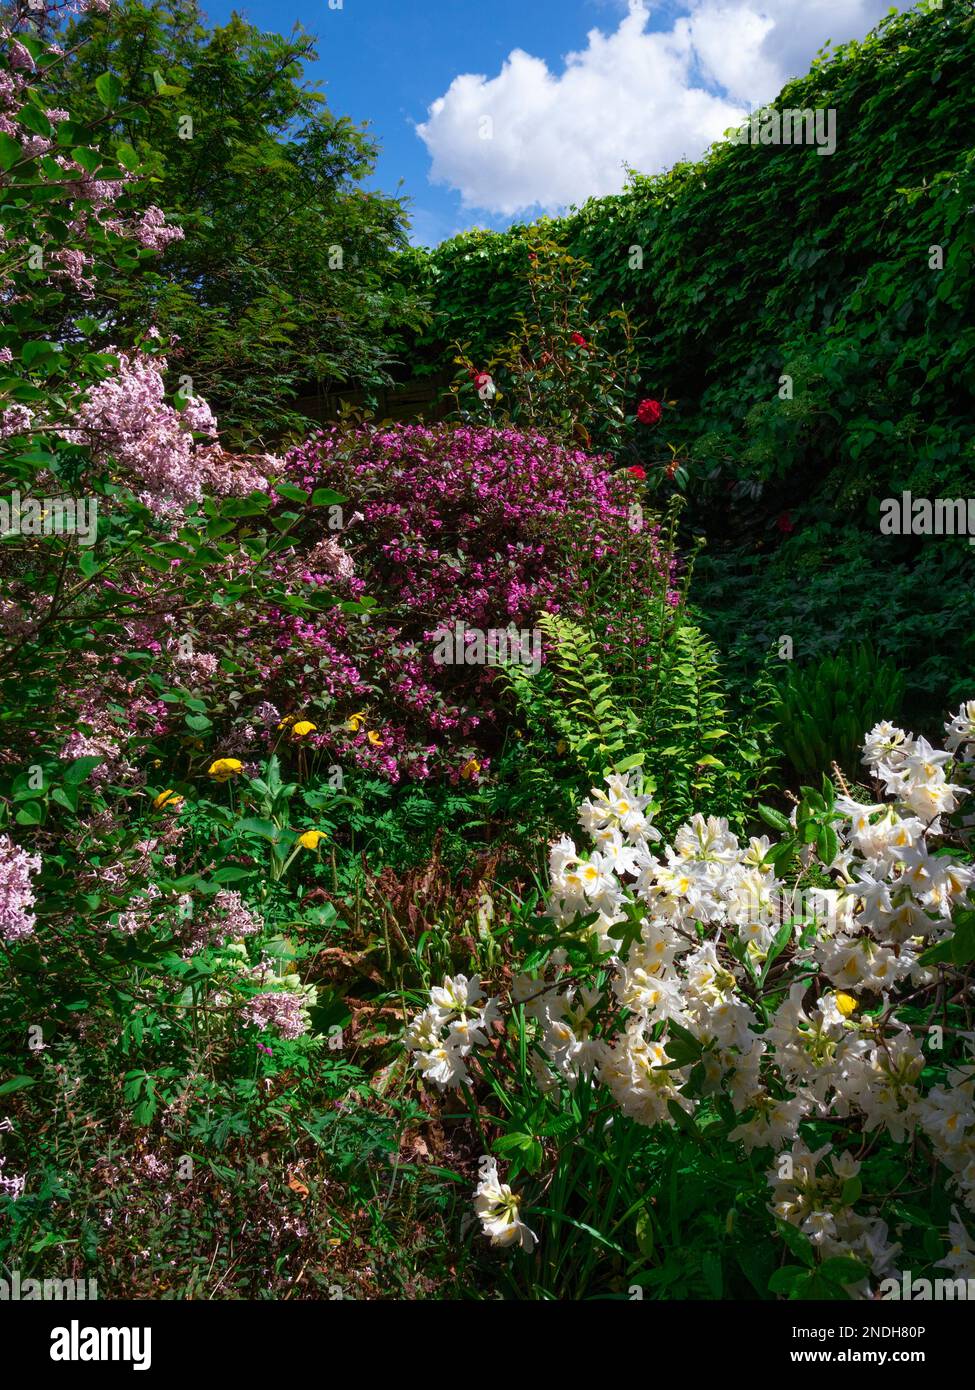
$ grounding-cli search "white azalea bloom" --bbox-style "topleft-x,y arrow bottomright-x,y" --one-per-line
414,1042 -> 469,1090
405,977 -> 500,1091
473,1158 -> 537,1252
729,1092 -> 810,1153
945,701 -> 975,758
402,712 -> 975,1287
578,851 -> 622,905
673,813 -> 739,864
591,824 -> 641,877
447,1005 -> 496,1054
938,1209 -> 975,1279
404,1004 -> 444,1053
862,721 -> 913,774
430,973 -> 484,1016
599,1020 -> 693,1127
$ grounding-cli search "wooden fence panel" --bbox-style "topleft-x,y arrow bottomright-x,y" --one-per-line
293,376 -> 452,426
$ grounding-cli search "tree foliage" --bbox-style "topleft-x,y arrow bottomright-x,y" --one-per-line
54,0 -> 427,445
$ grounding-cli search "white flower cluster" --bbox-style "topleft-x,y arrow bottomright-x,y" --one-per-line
404,709 -> 975,1276
768,1140 -> 900,1284
535,710 -> 975,1203
404,974 -> 500,1090
473,1156 -> 536,1252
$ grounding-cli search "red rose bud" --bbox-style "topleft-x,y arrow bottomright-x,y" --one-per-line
636,398 -> 663,426
570,332 -> 588,348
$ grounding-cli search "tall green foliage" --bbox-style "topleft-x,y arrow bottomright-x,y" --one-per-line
773,643 -> 906,783
501,608 -> 779,835
404,0 -> 975,520
53,0 -> 427,446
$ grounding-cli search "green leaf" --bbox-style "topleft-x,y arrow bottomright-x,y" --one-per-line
0,1075 -> 38,1095
95,72 -> 123,108
211,866 -> 253,885
613,752 -> 646,773
274,483 -> 309,504
816,823 -> 839,864
0,131 -> 22,170
777,1220 -> 815,1267
758,803 -> 791,832
50,785 -> 79,813
16,105 -> 53,139
759,919 -> 794,984
115,142 -> 141,171
234,817 -> 281,843
64,755 -> 104,785
70,146 -> 102,174
768,1265 -> 811,1295
819,1256 -> 868,1286
152,70 -> 185,97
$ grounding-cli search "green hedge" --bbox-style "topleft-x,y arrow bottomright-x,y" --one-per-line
402,0 -> 975,524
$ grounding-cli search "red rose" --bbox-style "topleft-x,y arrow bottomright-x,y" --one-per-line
570,332 -> 588,348
636,398 -> 662,426
628,465 -> 646,480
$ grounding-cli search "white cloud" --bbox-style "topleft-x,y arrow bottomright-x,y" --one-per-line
416,0 -> 906,216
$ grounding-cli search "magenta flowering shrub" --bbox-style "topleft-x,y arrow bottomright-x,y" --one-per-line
270,423 -> 680,782
4,415 -> 677,799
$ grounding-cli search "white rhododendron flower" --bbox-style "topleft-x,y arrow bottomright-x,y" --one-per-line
404,975 -> 500,1091
402,705 -> 975,1275
473,1158 -> 537,1251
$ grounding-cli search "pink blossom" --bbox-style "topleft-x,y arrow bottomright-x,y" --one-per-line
0,833 -> 42,944
241,991 -> 308,1040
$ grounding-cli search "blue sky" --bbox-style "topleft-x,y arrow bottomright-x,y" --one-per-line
204,0 -> 908,246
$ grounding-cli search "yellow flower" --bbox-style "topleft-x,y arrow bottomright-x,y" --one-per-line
208,757 -> 243,782
153,789 -> 183,811
299,830 -> 327,850
461,758 -> 481,780
277,714 -> 295,729
835,992 -> 859,1018
366,730 -> 383,746
291,720 -> 317,737
555,739 -> 567,754
347,712 -> 366,732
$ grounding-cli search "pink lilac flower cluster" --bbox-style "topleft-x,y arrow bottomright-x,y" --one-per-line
179,890 -> 262,956
0,1154 -> 26,1199
59,729 -> 139,786
120,204 -> 184,252
63,349 -> 219,515
0,833 -> 42,944
240,991 -> 308,1040
56,347 -> 272,518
